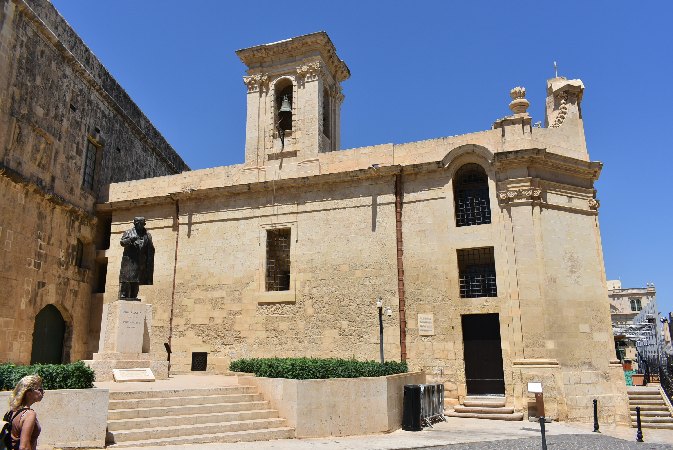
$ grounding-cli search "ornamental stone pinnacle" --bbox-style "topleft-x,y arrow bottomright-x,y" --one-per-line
509,86 -> 530,114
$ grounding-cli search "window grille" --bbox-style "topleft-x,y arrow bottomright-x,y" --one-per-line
458,247 -> 497,298
191,352 -> 207,371
454,164 -> 491,227
266,228 -> 291,291
82,140 -> 97,190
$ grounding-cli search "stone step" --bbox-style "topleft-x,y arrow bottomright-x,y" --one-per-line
629,404 -> 670,412
108,418 -> 287,443
108,409 -> 279,431
462,398 -> 506,408
627,388 -> 661,394
109,400 -> 271,420
628,394 -> 662,401
453,405 -> 514,414
638,423 -> 673,430
629,410 -> 673,417
627,399 -> 667,406
446,411 -> 523,421
108,426 -> 295,448
109,393 -> 262,410
631,416 -> 673,423
629,403 -> 668,414
109,386 -> 256,400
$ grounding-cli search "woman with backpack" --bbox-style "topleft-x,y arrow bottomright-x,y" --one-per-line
3,375 -> 43,450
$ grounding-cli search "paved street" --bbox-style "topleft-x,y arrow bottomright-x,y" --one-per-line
416,434 -> 673,449
91,417 -> 672,450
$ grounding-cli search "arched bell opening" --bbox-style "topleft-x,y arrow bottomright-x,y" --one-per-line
275,78 -> 293,133
30,304 -> 66,364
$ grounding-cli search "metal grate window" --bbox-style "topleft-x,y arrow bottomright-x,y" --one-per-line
266,228 -> 291,291
191,352 -> 207,371
82,140 -> 97,191
458,247 -> 497,298
454,164 -> 491,227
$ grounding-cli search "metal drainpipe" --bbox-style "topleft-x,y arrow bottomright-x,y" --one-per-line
167,197 -> 180,373
395,173 -> 407,362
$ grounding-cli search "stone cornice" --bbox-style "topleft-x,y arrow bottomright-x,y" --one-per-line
493,148 -> 602,181
236,31 -> 350,82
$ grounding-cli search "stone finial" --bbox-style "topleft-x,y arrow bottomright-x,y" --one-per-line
509,86 -> 530,114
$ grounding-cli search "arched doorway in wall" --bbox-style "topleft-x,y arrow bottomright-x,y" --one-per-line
30,304 -> 65,364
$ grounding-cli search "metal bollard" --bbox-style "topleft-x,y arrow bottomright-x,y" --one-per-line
593,399 -> 600,433
636,406 -> 644,442
539,416 -> 548,450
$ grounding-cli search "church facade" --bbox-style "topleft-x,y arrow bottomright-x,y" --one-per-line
96,33 -> 628,423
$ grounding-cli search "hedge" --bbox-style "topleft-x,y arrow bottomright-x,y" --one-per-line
0,361 -> 95,391
230,357 -> 407,379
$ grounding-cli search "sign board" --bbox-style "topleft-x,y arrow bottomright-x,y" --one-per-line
113,368 -> 155,382
527,382 -> 543,393
418,314 -> 435,336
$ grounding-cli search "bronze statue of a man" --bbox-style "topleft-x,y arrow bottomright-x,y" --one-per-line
119,217 -> 154,299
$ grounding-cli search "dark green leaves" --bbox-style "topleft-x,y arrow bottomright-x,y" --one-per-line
230,357 -> 407,379
0,361 -> 95,391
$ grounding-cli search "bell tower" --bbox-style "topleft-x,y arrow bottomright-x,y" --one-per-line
236,32 -> 350,166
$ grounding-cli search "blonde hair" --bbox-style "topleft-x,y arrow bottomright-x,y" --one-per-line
8,375 -> 43,411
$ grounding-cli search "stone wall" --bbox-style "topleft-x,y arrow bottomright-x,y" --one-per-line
0,0 -> 188,364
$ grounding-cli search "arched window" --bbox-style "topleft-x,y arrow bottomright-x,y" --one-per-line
275,79 -> 293,132
453,163 -> 491,227
322,86 -> 331,139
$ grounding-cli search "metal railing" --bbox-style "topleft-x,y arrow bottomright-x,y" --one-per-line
420,384 -> 446,426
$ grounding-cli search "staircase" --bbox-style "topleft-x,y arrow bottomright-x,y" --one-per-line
447,396 -> 523,421
106,385 -> 294,447
628,386 -> 673,429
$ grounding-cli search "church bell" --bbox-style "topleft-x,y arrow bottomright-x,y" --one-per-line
279,95 -> 292,112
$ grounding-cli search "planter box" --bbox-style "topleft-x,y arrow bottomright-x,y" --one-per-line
237,372 -> 425,438
0,388 -> 109,448
631,374 -> 645,386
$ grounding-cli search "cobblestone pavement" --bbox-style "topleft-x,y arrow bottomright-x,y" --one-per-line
416,434 -> 673,449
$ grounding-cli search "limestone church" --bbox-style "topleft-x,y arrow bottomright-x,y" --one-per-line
1,0 -> 627,424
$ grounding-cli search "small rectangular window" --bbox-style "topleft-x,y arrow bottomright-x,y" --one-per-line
191,352 -> 207,371
458,247 -> 497,298
82,140 -> 97,190
75,239 -> 84,268
266,228 -> 291,291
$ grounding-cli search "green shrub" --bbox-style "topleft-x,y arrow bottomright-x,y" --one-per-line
230,357 -> 407,379
0,361 -> 95,391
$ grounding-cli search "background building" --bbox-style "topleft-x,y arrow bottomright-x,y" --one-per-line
0,0 -> 188,365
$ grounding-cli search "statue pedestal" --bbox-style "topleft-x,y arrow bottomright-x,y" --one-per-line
84,300 -> 168,381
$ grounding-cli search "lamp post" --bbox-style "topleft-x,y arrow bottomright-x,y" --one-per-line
377,298 -> 392,363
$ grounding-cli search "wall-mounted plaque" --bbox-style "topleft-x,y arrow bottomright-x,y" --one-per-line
418,313 -> 435,336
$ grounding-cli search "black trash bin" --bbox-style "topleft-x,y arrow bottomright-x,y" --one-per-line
403,384 -> 422,431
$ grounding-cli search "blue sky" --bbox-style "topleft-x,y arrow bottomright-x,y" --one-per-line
51,0 -> 673,314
